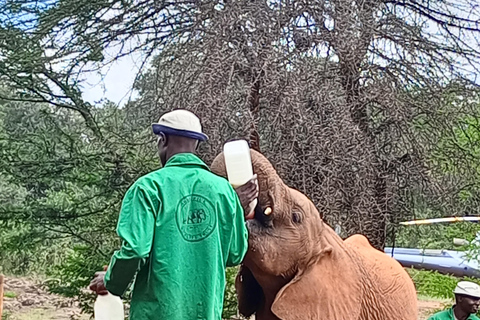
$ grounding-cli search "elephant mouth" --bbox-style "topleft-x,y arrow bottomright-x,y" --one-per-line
245,202 -> 274,241
252,202 -> 273,228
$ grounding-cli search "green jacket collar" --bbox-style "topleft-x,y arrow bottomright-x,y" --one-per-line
164,153 -> 210,171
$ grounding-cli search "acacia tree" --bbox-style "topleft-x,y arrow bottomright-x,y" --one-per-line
1,0 -> 480,249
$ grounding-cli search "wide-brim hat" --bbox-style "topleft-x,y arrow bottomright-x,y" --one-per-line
152,109 -> 208,141
454,281 -> 480,298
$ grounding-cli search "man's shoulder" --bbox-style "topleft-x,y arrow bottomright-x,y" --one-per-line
128,169 -> 163,191
204,170 -> 229,183
137,169 -> 162,182
470,314 -> 480,320
204,171 -> 237,194
427,309 -> 452,320
134,167 -> 233,190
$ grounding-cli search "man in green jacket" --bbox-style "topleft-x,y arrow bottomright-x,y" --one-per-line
428,281 -> 480,320
89,109 -> 257,319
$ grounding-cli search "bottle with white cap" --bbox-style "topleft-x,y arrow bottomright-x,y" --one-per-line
94,293 -> 124,320
223,139 -> 257,219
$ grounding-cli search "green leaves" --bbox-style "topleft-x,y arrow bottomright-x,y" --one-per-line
0,95 -> 158,315
223,266 -> 240,319
408,268 -> 467,300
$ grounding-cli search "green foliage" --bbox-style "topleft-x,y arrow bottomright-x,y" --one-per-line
408,269 -> 480,317
4,291 -> 17,298
45,245 -> 108,314
407,269 -> 467,300
1,311 -> 12,320
0,97 -> 159,314
394,222 -> 480,250
223,266 -> 240,319
0,223 -> 68,275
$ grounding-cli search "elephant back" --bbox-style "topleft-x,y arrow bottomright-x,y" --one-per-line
345,234 -> 418,320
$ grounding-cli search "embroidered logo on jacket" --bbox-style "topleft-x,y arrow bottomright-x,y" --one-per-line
176,194 -> 216,242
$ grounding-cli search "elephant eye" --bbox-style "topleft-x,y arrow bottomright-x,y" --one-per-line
292,212 -> 302,223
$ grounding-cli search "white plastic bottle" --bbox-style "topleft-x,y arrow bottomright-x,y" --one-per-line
94,293 -> 124,320
223,140 -> 257,218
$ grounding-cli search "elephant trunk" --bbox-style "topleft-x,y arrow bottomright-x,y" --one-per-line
211,149 -> 291,217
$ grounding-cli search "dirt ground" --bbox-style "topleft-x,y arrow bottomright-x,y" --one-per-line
0,276 -> 449,320
418,298 -> 450,320
1,276 -> 89,320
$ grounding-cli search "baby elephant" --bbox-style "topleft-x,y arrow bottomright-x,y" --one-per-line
211,149 -> 417,320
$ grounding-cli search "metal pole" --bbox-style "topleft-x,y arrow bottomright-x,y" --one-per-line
0,274 -> 4,318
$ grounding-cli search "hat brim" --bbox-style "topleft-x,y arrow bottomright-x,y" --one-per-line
453,290 -> 480,299
152,124 -> 209,141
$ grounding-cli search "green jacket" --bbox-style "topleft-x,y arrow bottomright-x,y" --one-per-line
104,153 -> 249,320
428,307 -> 480,320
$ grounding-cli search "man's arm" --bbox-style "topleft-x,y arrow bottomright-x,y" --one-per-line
226,193 -> 249,267
103,182 -> 159,296
234,174 -> 258,216
225,175 -> 258,266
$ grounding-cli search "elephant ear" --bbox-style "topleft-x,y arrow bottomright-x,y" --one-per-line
235,265 -> 264,317
271,251 -> 363,320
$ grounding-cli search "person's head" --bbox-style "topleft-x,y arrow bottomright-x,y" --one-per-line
454,281 -> 480,314
152,109 -> 208,165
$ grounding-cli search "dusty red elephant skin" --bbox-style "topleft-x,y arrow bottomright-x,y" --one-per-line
211,149 -> 417,320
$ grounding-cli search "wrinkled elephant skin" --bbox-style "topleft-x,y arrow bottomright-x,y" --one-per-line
211,149 -> 417,320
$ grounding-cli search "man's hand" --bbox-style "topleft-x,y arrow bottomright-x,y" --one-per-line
89,266 -> 109,295
234,174 -> 259,218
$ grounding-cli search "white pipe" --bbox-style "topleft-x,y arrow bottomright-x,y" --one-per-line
400,216 -> 480,225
